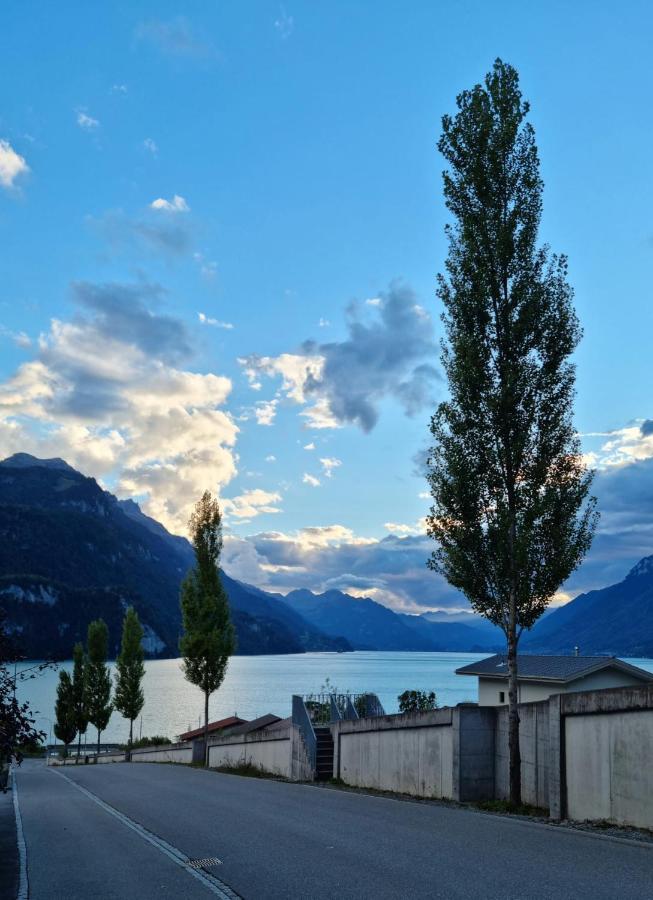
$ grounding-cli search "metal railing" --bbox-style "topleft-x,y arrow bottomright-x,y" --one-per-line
292,695 -> 316,770
301,692 -> 385,726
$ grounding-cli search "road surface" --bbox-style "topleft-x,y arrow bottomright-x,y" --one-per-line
12,760 -> 653,899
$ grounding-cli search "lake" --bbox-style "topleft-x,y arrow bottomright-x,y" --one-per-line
16,651 -> 653,745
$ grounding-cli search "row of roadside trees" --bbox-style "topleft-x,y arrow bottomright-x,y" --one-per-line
54,608 -> 145,758
52,491 -> 233,768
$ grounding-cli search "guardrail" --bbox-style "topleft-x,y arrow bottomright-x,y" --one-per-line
292,695 -> 316,770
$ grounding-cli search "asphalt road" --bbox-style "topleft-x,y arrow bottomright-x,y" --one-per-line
13,759 -> 653,899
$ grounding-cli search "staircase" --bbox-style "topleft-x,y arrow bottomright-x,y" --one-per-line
314,727 -> 334,781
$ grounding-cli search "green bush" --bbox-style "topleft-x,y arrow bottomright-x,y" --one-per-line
398,690 -> 437,713
122,735 -> 171,750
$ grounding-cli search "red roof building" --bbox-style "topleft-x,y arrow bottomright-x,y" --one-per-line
179,716 -> 246,743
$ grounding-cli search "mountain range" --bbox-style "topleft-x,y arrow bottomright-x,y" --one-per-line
1,453 -> 651,659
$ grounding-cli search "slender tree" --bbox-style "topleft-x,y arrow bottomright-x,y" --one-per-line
426,60 -> 597,805
71,641 -> 88,762
86,619 -> 113,757
114,608 -> 145,754
180,491 -> 235,766
54,670 -> 77,756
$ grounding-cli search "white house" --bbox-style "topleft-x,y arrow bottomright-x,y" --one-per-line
456,654 -> 653,706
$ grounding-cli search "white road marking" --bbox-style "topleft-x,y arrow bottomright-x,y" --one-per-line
50,768 -> 239,899
12,771 -> 29,900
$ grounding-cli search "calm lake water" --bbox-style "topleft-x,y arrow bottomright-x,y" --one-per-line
16,651 -> 653,745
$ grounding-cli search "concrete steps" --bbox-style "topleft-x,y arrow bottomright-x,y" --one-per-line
314,727 -> 334,781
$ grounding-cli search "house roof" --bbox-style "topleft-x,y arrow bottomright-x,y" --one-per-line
455,654 -> 653,684
179,716 -> 246,742
226,714 -> 283,736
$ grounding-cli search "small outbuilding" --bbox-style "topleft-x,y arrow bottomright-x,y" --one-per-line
456,654 -> 653,706
179,716 -> 246,743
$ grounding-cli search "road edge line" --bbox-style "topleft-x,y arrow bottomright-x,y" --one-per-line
50,768 -> 240,899
12,770 -> 28,900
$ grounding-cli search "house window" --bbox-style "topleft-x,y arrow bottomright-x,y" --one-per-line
499,691 -> 505,703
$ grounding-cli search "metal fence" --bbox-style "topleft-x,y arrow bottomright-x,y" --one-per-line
302,692 -> 385,726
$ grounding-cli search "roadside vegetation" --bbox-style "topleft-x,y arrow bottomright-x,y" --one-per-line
179,491 -> 235,767
426,59 -> 597,805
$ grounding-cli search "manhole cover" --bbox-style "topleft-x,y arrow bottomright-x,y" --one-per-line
188,857 -> 222,869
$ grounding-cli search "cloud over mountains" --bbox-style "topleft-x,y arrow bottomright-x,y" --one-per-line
0,279 -> 237,533
239,283 -> 440,432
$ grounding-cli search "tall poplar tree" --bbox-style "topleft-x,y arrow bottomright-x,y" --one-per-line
180,491 -> 235,766
426,60 -> 597,805
86,619 -> 113,756
71,641 -> 88,762
114,608 -> 145,753
54,670 -> 77,755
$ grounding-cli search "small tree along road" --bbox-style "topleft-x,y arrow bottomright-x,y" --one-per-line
426,60 -> 597,805
114,607 -> 146,753
86,619 -> 113,757
71,641 -> 88,763
54,670 -> 77,756
180,491 -> 235,766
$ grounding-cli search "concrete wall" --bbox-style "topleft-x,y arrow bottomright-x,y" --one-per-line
562,687 -> 653,830
130,742 -> 192,764
208,727 -> 291,778
95,752 -> 126,764
332,708 -> 455,799
495,701 -> 550,808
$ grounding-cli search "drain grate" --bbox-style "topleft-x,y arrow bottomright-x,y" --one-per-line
188,857 -> 222,870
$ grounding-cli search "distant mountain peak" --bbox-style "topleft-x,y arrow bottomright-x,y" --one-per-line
0,452 -> 76,473
627,555 -> 653,580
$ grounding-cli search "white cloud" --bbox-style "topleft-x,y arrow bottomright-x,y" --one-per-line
265,455 -> 276,462
239,284 -> 439,432
150,194 -> 190,213
143,137 -> 158,155
302,473 -> 320,487
77,111 -> 100,130
0,140 -> 29,189
320,456 -> 341,478
581,421 -> 653,469
194,253 -> 218,279
384,519 -> 427,537
239,352 -> 324,403
0,281 -> 238,535
365,297 -> 382,307
255,399 -> 278,427
0,325 -> 32,348
303,442 -> 315,451
198,312 -> 233,330
222,488 -> 282,520
274,6 -> 294,39
111,84 -> 128,95
318,318 -> 330,328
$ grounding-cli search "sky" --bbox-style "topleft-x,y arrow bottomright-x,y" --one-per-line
1,1 -> 653,614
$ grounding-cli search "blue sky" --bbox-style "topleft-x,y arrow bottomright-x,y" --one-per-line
1,2 -> 653,612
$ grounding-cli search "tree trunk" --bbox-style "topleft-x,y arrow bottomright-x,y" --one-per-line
507,621 -> 521,807
97,729 -> 101,759
76,730 -> 82,763
204,689 -> 209,767
128,718 -> 133,761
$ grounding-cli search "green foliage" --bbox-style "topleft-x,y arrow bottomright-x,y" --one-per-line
86,619 -> 113,749
426,59 -> 597,633
179,492 -> 235,698
124,735 -> 171,750
54,670 -> 77,747
114,607 -> 145,743
71,642 -> 88,737
398,690 -> 437,713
